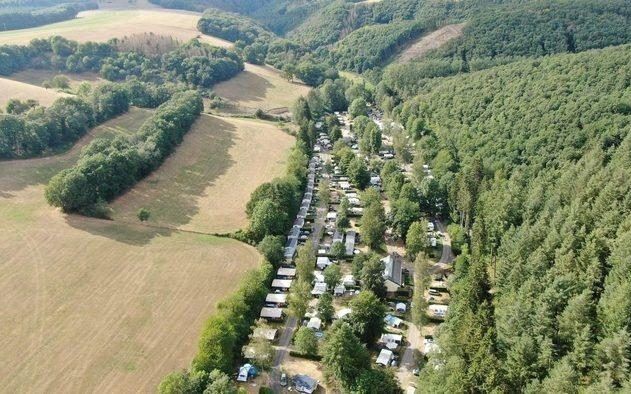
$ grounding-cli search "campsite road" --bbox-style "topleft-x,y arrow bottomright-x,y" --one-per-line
271,316 -> 297,392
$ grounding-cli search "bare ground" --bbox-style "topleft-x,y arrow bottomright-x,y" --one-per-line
395,23 -> 465,63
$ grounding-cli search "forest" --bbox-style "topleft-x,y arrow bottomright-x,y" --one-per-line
379,44 -> 631,392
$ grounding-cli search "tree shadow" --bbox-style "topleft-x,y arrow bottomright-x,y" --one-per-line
64,213 -> 175,246
215,68 -> 275,108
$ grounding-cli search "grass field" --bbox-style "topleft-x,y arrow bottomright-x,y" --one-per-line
395,23 -> 465,63
0,109 -> 263,393
7,69 -> 104,91
0,9 -> 232,47
0,77 -> 70,108
110,114 -> 295,233
212,63 -> 311,114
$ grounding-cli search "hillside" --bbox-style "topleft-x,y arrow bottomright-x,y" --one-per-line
395,44 -> 631,392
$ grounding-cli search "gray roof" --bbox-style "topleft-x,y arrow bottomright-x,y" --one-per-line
345,231 -> 356,255
381,254 -> 403,286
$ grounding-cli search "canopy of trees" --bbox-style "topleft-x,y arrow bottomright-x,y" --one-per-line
0,1 -> 96,31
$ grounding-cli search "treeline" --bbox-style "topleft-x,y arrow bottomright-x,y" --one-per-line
45,91 -> 203,213
0,80 -> 177,159
197,8 -> 273,44
159,260 -> 274,394
0,36 -> 243,88
0,1 -> 96,31
382,0 -> 631,97
388,45 -> 631,392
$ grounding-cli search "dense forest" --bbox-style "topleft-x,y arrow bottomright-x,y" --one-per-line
379,44 -> 631,392
383,0 -> 631,96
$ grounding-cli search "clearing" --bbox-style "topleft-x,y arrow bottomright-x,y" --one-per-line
0,109 -> 263,393
395,23 -> 465,63
109,114 -> 295,234
0,9 -> 232,47
212,63 -> 311,115
0,77 -> 69,108
7,69 -> 104,92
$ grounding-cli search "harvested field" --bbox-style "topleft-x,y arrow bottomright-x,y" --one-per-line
0,77 -> 69,108
0,9 -> 232,47
395,23 -> 465,63
212,63 -> 311,114
0,109 -> 262,393
110,114 -> 295,233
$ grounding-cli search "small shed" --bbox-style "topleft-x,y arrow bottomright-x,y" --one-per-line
376,349 -> 393,366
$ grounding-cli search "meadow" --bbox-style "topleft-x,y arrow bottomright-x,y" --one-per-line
212,63 -> 311,114
109,114 -> 295,234
0,77 -> 69,108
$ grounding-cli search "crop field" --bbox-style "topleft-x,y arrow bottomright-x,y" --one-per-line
110,114 -> 295,234
395,23 -> 465,63
0,9 -> 232,47
0,77 -> 70,108
0,109 -> 263,392
212,63 -> 311,114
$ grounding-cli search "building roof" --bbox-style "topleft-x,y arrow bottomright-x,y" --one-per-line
332,230 -> 344,244
260,307 -> 283,319
271,279 -> 293,289
313,270 -> 325,283
380,333 -> 403,344
335,307 -> 352,319
307,317 -> 322,330
266,293 -> 288,304
334,284 -> 346,295
376,349 -> 393,366
345,231 -> 356,255
381,254 -> 403,286
316,257 -> 332,269
311,282 -> 328,296
253,328 -> 278,341
277,267 -> 296,277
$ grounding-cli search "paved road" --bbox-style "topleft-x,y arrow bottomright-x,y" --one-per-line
271,316 -> 298,392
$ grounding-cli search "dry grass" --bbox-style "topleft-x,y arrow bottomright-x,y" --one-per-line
212,63 -> 311,114
395,23 -> 465,63
0,9 -> 232,47
0,77 -> 70,108
7,69 -> 104,91
0,109 -> 262,393
110,114 -> 295,234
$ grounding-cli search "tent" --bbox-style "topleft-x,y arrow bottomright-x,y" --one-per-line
395,302 -> 407,312
293,374 -> 318,394
384,314 -> 403,328
236,363 -> 257,382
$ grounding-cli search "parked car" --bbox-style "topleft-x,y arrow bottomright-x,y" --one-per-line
280,373 -> 288,386
429,289 -> 440,296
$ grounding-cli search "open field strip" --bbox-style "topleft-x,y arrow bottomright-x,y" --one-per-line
110,114 -> 295,233
395,23 -> 465,63
0,109 -> 262,392
0,77 -> 70,108
6,69 -> 104,91
0,9 -> 232,47
212,63 -> 311,114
